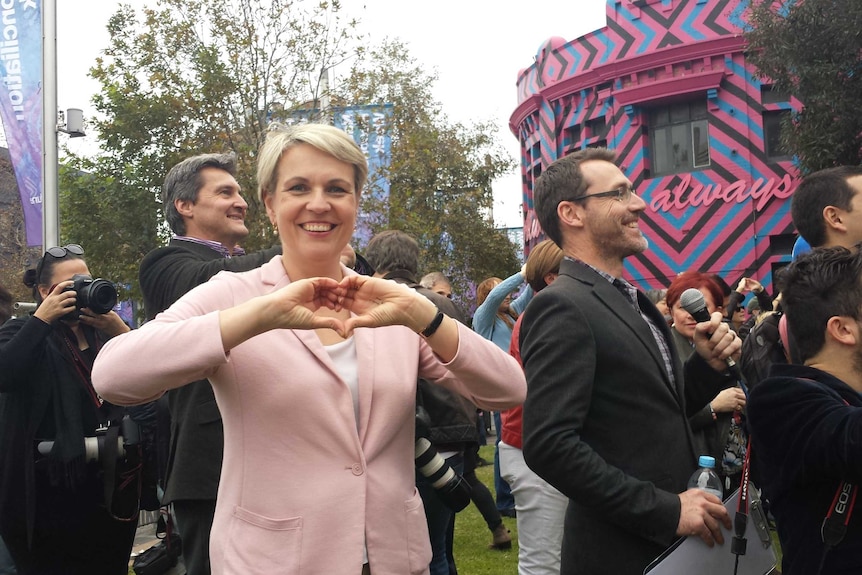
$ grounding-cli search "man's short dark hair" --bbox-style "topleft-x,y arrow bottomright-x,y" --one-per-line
365,230 -> 420,276
162,153 -> 237,235
778,245 -> 862,363
791,166 -> 862,247
533,148 -> 617,246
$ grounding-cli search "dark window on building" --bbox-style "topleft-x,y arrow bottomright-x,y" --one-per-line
587,140 -> 608,149
649,100 -> 710,176
769,233 -> 796,256
586,116 -> 607,139
563,125 -> 581,153
761,85 -> 790,105
763,110 -> 791,160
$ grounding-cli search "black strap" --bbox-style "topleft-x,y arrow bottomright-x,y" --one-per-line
731,443 -> 752,567
816,396 -> 857,573
102,424 -> 121,515
822,482 -> 857,546
101,412 -> 142,522
818,392 -> 857,549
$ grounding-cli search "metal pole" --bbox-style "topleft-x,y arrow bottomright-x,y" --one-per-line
319,68 -> 331,125
42,0 -> 58,249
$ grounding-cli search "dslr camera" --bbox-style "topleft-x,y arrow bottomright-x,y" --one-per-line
63,273 -> 118,319
415,405 -> 472,512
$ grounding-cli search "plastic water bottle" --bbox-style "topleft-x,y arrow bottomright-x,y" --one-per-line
687,455 -> 724,500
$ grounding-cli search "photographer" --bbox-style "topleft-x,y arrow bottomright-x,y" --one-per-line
364,230 -> 478,575
0,244 -> 138,574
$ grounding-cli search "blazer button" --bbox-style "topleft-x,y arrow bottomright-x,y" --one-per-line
351,463 -> 364,476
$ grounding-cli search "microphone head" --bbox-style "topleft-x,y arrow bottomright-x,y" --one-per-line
680,288 -> 710,322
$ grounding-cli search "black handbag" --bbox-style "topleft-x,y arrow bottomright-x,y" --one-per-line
132,512 -> 182,575
132,541 -> 179,575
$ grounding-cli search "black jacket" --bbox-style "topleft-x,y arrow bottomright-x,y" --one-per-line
0,316 -> 115,543
521,258 -> 731,575
748,363 -> 862,575
138,238 -> 281,503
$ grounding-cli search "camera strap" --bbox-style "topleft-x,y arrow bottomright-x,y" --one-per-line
58,324 -> 104,409
816,393 -> 857,574
101,407 -> 142,522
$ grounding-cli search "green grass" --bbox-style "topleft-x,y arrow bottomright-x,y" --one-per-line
452,444 -> 520,575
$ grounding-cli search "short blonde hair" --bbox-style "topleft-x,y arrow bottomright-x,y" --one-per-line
257,123 -> 369,203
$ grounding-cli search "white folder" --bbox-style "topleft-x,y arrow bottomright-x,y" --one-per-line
644,487 -> 779,575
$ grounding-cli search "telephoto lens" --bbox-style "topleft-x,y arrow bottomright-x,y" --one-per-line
415,405 -> 472,512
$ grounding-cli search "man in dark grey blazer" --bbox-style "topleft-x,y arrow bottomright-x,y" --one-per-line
520,148 -> 738,575
140,153 -> 280,575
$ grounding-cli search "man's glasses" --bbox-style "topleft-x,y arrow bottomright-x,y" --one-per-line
35,244 -> 84,283
569,185 -> 637,203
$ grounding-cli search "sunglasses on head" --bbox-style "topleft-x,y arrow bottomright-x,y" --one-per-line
36,244 -> 85,283
45,244 -> 84,259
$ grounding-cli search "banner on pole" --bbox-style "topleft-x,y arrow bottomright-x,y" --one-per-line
0,0 -> 42,247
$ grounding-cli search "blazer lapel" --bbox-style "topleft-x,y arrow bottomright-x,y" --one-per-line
262,262 -> 374,442
565,260 -> 681,401
264,261 -> 354,398
640,292 -> 687,401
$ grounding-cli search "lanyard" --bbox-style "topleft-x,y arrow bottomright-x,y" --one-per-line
59,327 -> 104,409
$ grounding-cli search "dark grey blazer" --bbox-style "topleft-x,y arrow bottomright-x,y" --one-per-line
139,239 -> 281,503
520,258 -> 730,575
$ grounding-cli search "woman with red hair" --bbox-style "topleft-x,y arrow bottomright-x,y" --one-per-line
666,271 -> 747,494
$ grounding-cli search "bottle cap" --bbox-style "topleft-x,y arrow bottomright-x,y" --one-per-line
698,455 -> 716,468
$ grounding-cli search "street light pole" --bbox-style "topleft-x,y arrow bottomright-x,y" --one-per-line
41,0 -> 58,249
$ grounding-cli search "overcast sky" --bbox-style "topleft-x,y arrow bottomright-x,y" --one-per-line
56,1 -> 608,228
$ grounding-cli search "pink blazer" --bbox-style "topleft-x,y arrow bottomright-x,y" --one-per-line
92,257 -> 526,575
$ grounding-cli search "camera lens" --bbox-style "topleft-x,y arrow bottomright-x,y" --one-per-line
79,279 -> 118,314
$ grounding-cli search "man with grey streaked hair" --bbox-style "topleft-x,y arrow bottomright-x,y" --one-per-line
139,152 -> 281,575
161,153 -> 239,239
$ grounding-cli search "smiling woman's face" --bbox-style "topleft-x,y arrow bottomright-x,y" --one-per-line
265,143 -> 358,273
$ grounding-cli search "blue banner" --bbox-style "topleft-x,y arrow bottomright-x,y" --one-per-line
332,104 -> 392,244
0,0 -> 42,246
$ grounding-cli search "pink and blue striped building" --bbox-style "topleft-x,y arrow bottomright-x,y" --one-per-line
511,0 -> 799,290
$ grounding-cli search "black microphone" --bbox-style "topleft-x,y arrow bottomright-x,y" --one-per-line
679,288 -> 745,384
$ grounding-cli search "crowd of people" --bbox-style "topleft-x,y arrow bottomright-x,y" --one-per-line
1,131 -> 862,575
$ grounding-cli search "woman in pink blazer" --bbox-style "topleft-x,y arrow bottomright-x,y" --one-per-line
92,123 -> 526,575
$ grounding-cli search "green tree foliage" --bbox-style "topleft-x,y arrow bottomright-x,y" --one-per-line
60,0 -> 359,308
746,0 -> 862,172
337,40 -> 521,313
